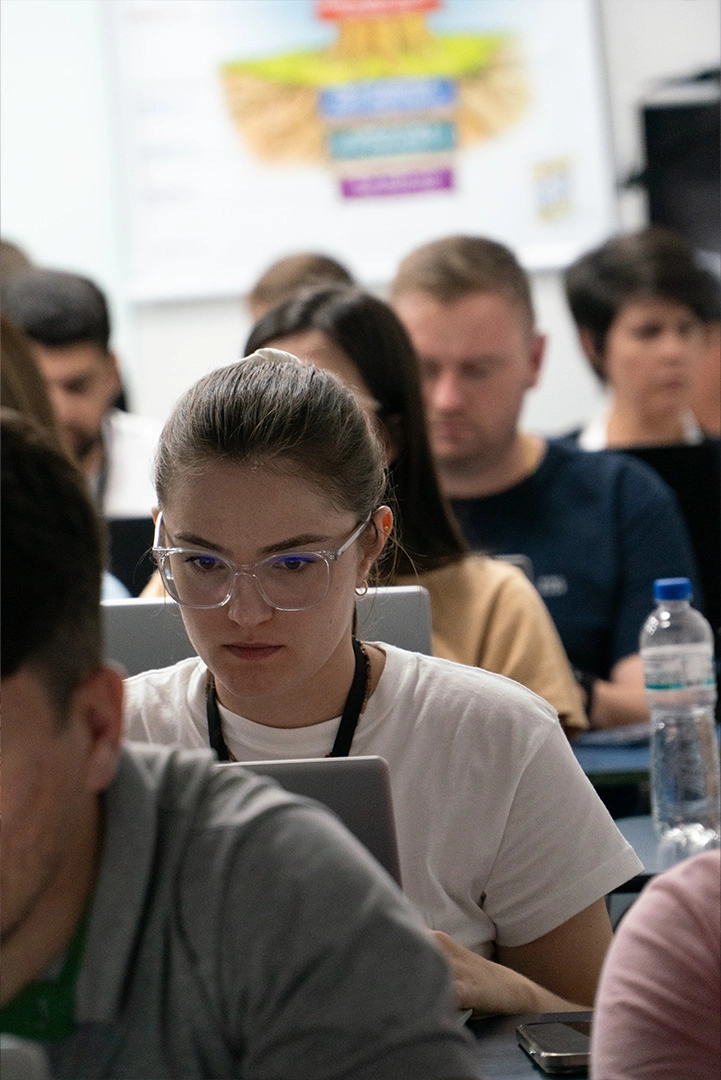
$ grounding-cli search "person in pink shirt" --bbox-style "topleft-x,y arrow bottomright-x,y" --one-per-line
591,848 -> 721,1079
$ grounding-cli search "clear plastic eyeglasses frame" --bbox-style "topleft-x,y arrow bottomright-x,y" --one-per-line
151,511 -> 372,611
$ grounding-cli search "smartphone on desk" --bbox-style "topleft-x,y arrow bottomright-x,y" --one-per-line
516,1018 -> 591,1076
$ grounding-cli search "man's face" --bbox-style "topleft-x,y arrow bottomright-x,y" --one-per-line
30,342 -> 120,467
394,291 -> 543,471
0,667 -> 97,947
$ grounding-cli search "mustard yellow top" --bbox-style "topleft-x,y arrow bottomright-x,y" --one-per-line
396,555 -> 587,733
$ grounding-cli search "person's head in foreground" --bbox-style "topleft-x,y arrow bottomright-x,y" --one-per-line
245,285 -> 467,574
1,409 -> 124,1004
390,234 -> 545,491
564,226 -> 713,446
0,407 -> 483,1079
1,268 -> 121,470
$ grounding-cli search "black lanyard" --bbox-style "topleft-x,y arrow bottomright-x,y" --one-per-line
205,637 -> 369,761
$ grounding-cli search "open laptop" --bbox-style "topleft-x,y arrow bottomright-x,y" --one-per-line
218,755 -> 403,887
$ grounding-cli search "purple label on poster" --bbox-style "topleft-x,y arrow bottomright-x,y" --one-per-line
340,167 -> 454,198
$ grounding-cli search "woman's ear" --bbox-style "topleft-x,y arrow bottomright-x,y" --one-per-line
356,505 -> 393,586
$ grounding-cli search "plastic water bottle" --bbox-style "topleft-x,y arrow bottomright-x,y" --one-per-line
640,578 -> 720,849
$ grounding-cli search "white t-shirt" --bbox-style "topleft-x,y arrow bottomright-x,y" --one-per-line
123,644 -> 642,955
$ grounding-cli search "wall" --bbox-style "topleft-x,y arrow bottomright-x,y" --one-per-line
2,0 -> 719,434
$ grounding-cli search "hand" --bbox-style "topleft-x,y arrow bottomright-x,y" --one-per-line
433,931 -> 583,1016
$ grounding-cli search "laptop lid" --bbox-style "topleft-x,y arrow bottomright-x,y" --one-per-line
103,584 -> 433,677
0,1037 -> 51,1080
218,756 -> 402,887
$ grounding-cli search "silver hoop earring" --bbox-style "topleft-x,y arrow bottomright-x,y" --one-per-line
355,583 -> 369,597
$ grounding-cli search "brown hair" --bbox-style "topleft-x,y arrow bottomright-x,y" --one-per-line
1,314 -> 62,438
391,234 -> 535,334
155,349 -> 390,569
248,253 -> 355,319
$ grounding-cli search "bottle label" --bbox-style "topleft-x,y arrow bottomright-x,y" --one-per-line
642,644 -> 716,691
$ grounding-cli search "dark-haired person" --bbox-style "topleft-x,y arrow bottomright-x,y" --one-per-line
564,229 -> 721,643
246,285 -> 586,733
391,234 -> 701,731
2,268 -> 161,522
0,315 -> 130,601
564,227 -> 717,449
123,350 -> 642,1016
0,409 -> 482,1080
247,251 -> 355,321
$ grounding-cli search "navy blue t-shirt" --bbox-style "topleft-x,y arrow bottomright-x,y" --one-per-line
451,440 -> 702,680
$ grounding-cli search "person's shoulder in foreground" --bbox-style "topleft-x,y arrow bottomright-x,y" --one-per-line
0,409 -> 481,1080
49,742 -> 484,1080
591,848 -> 721,1080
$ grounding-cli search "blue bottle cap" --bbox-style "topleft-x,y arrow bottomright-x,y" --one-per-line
654,577 -> 692,601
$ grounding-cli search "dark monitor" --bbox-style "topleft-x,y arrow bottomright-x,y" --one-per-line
640,74 -> 720,254
107,517 -> 156,596
623,441 -> 721,641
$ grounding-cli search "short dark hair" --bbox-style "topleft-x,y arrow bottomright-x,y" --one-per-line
1,410 -> 106,714
390,235 -> 535,334
1,268 -> 111,352
564,226 -> 716,376
249,253 -> 355,317
246,286 -> 467,574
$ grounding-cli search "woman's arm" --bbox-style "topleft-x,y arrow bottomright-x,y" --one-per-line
435,898 -> 613,1014
584,653 -> 649,730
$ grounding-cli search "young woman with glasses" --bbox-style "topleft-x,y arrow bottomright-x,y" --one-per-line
124,349 -> 641,1016
245,285 -> 586,734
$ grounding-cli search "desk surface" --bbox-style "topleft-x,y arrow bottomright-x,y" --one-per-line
572,741 -> 649,780
469,1011 -> 592,1079
614,814 -> 720,879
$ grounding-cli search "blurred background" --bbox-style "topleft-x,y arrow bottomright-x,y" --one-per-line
2,0 -> 719,434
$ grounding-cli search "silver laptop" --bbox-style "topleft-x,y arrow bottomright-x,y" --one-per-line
218,755 -> 403,887
103,585 -> 432,677
0,1037 -> 51,1080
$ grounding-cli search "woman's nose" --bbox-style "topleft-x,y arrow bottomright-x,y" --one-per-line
225,571 -> 274,624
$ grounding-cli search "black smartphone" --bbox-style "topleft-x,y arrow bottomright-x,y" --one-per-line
516,1019 -> 592,1076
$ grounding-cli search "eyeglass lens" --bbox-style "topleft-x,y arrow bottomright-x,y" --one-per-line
162,550 -> 331,610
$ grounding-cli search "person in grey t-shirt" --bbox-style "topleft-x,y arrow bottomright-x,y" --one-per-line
0,410 -> 480,1080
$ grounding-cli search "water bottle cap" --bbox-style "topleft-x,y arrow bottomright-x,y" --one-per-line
654,577 -> 692,601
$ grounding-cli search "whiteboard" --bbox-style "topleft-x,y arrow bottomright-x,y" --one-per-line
107,0 -> 617,301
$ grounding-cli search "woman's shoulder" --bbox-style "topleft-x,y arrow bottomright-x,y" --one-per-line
375,642 -> 560,729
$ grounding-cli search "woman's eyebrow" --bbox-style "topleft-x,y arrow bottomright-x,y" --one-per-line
261,533 -> 331,555
172,530 -> 231,555
171,530 -> 331,557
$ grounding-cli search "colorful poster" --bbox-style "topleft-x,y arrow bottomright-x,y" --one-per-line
107,0 -> 616,300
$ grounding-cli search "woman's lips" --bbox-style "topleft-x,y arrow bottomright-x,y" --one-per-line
224,643 -> 282,660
